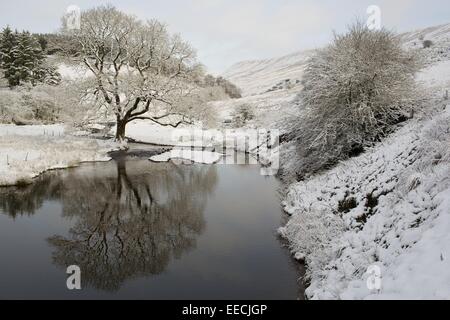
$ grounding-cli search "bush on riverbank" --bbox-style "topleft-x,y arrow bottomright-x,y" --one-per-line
284,22 -> 421,180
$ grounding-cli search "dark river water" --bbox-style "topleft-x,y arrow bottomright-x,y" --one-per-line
0,153 -> 303,299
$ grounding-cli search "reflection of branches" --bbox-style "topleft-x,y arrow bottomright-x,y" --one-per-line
46,159 -> 217,291
0,173 -> 61,218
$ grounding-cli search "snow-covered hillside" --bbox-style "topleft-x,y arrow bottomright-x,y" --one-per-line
222,50 -> 312,97
211,89 -> 298,129
401,23 -> 450,64
401,23 -> 450,47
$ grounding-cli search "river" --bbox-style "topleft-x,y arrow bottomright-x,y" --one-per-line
0,149 -> 303,299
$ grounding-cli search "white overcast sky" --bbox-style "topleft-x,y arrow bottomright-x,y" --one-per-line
0,0 -> 449,74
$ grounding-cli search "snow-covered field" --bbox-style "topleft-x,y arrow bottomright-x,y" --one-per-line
0,124 -> 65,137
0,124 -> 115,186
57,63 -> 91,81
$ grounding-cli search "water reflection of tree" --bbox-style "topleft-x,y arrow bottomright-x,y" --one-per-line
0,173 -> 61,217
49,160 -> 217,291
0,159 -> 218,291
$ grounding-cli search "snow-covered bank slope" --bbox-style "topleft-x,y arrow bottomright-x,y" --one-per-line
0,125 -> 114,186
281,103 -> 450,299
222,51 -> 312,96
280,56 -> 450,299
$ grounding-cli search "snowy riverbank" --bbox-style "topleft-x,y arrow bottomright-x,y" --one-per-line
0,121 -> 267,186
279,54 -> 450,300
0,124 -> 116,186
280,104 -> 450,299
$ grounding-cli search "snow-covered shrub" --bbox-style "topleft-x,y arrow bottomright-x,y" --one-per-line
423,40 -> 433,48
285,22 -> 421,179
231,104 -> 255,127
21,87 -> 59,122
173,86 -> 222,128
38,66 -> 62,86
0,89 -> 34,123
0,84 -> 81,124
202,75 -> 242,99
279,207 -> 345,280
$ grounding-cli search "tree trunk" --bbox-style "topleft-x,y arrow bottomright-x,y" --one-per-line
115,117 -> 127,142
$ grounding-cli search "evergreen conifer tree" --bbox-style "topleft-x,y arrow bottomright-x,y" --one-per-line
0,28 -> 45,86
0,26 -> 19,86
13,31 -> 45,85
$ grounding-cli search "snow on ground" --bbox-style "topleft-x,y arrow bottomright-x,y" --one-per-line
57,63 -> 91,81
417,59 -> 450,89
0,124 -> 116,186
116,120 -> 213,147
0,124 -> 65,137
150,150 -> 223,164
401,23 -> 450,65
401,23 -> 450,47
280,104 -> 450,299
116,120 -> 184,146
123,119 -> 279,171
211,89 -> 298,130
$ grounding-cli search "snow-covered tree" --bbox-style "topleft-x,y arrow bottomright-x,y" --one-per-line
13,31 -> 45,86
231,104 -> 255,127
198,74 -> 242,98
63,5 -> 204,142
0,28 -> 47,87
286,21 -> 420,178
35,66 -> 62,86
0,26 -> 18,86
